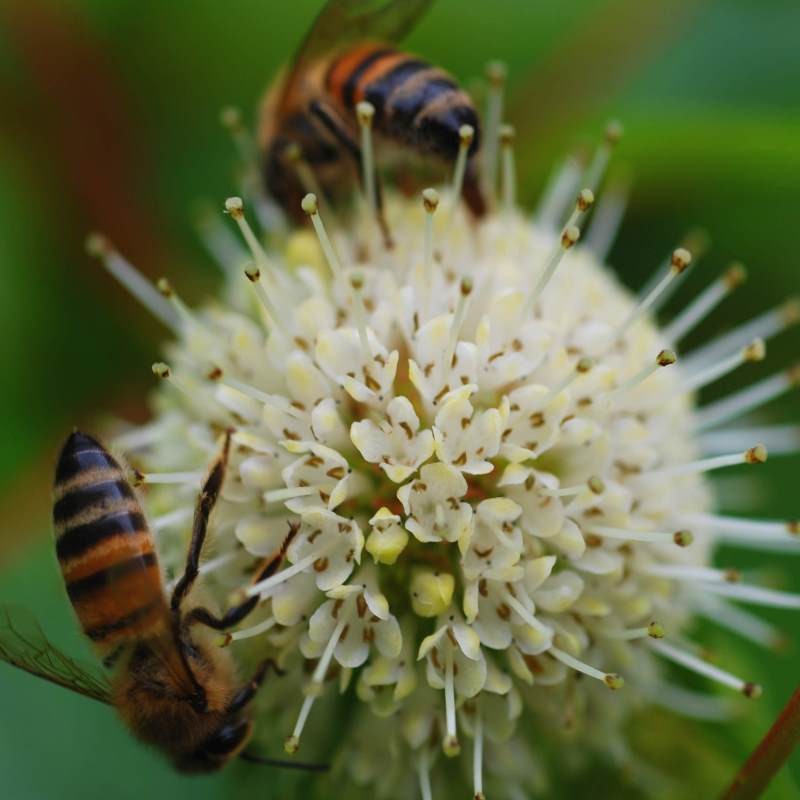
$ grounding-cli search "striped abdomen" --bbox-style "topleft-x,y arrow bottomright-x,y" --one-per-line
53,431 -> 167,652
325,43 -> 480,161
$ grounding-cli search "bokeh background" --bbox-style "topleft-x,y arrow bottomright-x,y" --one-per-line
0,0 -> 798,797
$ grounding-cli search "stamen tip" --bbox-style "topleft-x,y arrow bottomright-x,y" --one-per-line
224,196 -> 244,218
742,682 -> 762,699
782,297 -> 800,325
85,232 -> 111,257
561,225 -> 580,248
219,105 -> 242,131
485,60 -> 507,85
576,357 -> 594,374
743,338 -> 766,362
499,124 -> 515,145
459,124 -> 475,145
657,349 -> 677,367
605,120 -> 624,145
443,735 -> 461,757
284,735 -> 300,754
207,366 -> 223,381
422,188 -> 440,213
356,100 -> 375,127
745,444 -> 768,464
244,265 -> 261,283
724,262 -> 747,289
588,475 -> 605,494
788,520 -> 799,536
647,621 -> 665,639
671,247 -> 692,273
301,193 -> 319,216
604,673 -> 625,690
156,277 -> 173,297
460,277 -> 474,296
673,530 -> 694,547
577,188 -> 595,211
152,362 -> 171,379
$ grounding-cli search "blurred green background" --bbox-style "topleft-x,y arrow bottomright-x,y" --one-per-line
0,0 -> 798,797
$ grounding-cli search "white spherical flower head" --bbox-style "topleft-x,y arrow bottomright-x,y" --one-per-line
94,112 -> 800,800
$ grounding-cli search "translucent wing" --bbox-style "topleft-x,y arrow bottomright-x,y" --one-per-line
0,606 -> 112,704
278,0 -> 435,111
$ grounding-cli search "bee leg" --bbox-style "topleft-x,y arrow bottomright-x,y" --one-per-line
227,659 -> 285,714
309,100 -> 394,249
182,522 -> 300,632
170,431 -> 232,612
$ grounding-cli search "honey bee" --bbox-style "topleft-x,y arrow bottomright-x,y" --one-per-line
0,430 -> 324,774
260,0 -> 486,227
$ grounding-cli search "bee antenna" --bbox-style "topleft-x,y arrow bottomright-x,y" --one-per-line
240,751 -> 330,772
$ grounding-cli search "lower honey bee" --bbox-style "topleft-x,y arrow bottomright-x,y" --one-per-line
0,430 -> 325,774
259,0 -> 486,228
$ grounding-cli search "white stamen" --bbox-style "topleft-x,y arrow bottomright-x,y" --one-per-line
443,278 -> 473,374
356,102 -> 378,220
500,124 -> 516,213
543,476 -> 604,498
473,707 -> 485,800
587,525 -> 693,547
152,361 -> 194,400
443,643 -> 459,756
609,349 -> 676,396
450,124 -> 474,212
549,646 -> 624,689
521,225 -> 580,317
227,615 -> 277,644
195,207 -> 247,278
152,506 -> 193,532
501,591 -> 554,639
693,593 -> 782,649
662,263 -> 746,344
645,444 -> 767,478
135,470 -> 203,486
535,154 -> 583,231
617,248 -> 692,338
682,338 -> 765,394
694,367 -> 800,431
421,188 -> 439,319
286,611 -> 348,753
482,61 -> 506,202
543,356 -> 594,402
86,234 -> 180,332
598,621 -> 664,640
349,272 -> 373,359
698,580 -> 800,610
643,564 -> 741,583
301,193 -> 344,281
417,750 -> 433,800
224,197 -> 283,289
682,297 -> 800,373
246,543 -> 333,599
679,512 -> 800,547
645,682 -> 734,721
563,188 -> 595,231
585,176 -> 629,261
243,264 -> 284,330
700,425 -> 800,457
584,120 -> 623,192
263,485 -> 327,504
648,638 -> 760,697
156,278 -> 197,328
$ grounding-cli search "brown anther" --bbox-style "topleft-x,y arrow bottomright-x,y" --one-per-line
313,557 -> 329,572
604,120 -> 623,145
561,225 -> 580,248
745,444 -> 768,464
673,530 -> 694,547
576,188 -> 595,211
356,594 -> 368,618
496,603 -> 511,621
422,188 -> 440,213
244,267 -> 260,283
742,682 -> 762,699
670,247 -> 692,273
156,277 -> 173,297
724,262 -> 747,289
743,339 -> 766,362
207,366 -> 223,381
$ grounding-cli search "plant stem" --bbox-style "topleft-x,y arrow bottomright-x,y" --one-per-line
721,686 -> 800,800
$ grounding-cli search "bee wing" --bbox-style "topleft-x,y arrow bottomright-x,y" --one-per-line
278,0 -> 434,111
0,605 -> 112,704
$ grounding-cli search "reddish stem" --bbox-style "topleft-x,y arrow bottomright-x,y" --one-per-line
721,686 -> 800,800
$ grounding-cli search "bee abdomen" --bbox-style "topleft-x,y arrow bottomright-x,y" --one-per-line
53,431 -> 167,648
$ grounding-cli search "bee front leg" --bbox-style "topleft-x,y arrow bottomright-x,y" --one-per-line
181,522 -> 300,633
170,432 -> 232,613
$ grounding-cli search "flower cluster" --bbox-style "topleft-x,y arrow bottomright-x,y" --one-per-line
97,110 -> 800,799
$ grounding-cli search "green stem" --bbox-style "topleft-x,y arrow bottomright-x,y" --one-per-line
721,685 -> 800,800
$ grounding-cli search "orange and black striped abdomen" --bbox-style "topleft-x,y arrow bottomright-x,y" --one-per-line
325,43 -> 480,161
53,431 -> 167,651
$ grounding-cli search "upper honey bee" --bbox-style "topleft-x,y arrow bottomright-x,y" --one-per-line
0,430 -> 324,774
259,0 -> 486,228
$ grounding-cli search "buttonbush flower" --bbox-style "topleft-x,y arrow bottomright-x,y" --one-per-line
91,90 -> 800,800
